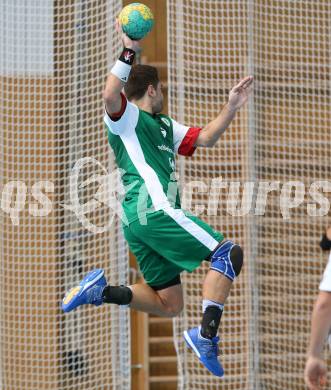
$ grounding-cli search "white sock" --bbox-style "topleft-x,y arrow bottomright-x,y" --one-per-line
202,299 -> 224,313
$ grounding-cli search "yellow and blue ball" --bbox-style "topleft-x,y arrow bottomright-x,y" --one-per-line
119,3 -> 154,40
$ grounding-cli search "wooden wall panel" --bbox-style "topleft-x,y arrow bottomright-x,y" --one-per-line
0,1 -> 120,389
0,76 -> 59,390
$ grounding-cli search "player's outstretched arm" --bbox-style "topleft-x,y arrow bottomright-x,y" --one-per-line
196,76 -> 253,147
304,290 -> 331,389
103,22 -> 140,115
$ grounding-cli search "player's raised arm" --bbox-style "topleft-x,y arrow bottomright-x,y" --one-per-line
196,76 -> 253,147
103,22 -> 141,116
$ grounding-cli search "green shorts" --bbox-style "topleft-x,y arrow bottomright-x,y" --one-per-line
123,209 -> 223,287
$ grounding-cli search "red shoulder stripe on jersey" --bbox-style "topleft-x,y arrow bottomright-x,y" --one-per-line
108,92 -> 127,121
178,127 -> 202,156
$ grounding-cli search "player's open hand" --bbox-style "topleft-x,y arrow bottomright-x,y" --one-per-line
304,356 -> 327,390
228,76 -> 253,112
116,19 -> 141,52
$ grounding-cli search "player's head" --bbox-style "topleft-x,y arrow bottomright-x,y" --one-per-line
124,64 -> 163,113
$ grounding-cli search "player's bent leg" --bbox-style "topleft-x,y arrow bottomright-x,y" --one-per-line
185,240 -> 244,377
62,270 -> 183,318
202,240 -> 243,337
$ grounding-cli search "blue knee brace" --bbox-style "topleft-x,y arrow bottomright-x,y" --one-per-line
210,240 -> 243,281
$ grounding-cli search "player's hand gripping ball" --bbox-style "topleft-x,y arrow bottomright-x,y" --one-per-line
119,3 -> 154,40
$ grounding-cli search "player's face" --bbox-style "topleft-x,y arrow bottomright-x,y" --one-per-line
151,82 -> 164,114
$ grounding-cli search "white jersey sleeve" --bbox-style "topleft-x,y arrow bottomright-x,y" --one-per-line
104,93 -> 139,135
171,118 -> 201,156
319,252 -> 331,291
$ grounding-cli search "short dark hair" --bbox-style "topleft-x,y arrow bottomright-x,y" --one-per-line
124,64 -> 159,101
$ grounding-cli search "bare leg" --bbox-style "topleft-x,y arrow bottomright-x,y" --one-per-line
129,282 -> 184,317
199,240 -> 243,339
202,270 -> 232,303
183,269 -> 233,377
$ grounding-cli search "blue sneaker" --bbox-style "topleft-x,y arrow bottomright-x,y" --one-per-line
62,269 -> 107,313
183,327 -> 224,377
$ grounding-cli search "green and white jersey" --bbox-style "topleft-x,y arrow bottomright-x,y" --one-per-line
104,94 -> 201,224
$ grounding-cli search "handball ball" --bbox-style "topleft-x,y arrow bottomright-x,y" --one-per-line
119,3 -> 154,40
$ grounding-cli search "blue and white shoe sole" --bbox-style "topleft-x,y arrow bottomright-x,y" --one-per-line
183,330 -> 201,358
184,330 -> 224,377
